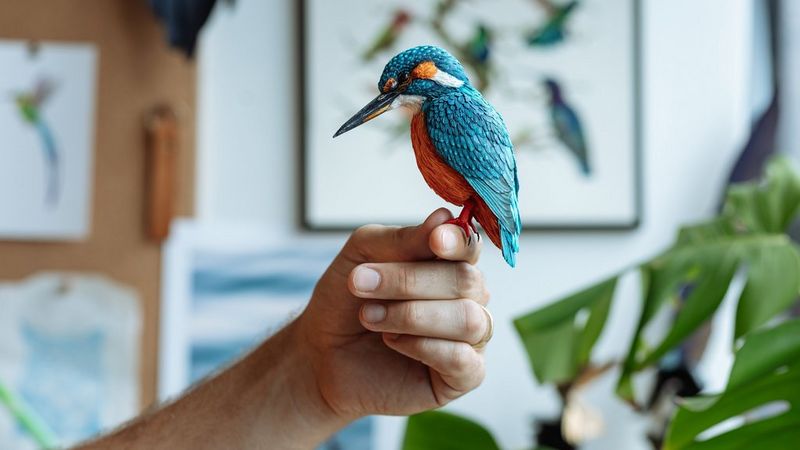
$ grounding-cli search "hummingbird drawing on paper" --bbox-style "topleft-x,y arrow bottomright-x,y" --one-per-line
13,78 -> 60,206
334,45 -> 520,267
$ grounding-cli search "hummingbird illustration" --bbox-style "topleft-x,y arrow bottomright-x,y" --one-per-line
527,0 -> 579,47
362,10 -> 412,61
335,46 -> 520,267
543,78 -> 590,176
13,78 -> 60,206
467,24 -> 491,65
462,24 -> 493,91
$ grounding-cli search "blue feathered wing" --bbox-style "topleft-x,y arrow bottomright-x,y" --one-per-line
424,89 -> 521,266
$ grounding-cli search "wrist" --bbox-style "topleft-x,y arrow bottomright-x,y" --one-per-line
249,317 -> 349,449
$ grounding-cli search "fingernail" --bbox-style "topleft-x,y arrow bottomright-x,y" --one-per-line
363,304 -> 387,323
442,229 -> 457,252
354,267 -> 381,292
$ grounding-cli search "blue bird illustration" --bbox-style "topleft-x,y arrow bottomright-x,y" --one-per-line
334,46 -> 520,267
13,79 -> 60,206
527,0 -> 580,47
543,78 -> 590,176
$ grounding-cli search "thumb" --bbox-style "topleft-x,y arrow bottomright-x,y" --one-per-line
342,208 -> 453,264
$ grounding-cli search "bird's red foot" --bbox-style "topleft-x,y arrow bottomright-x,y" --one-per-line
445,206 -> 481,245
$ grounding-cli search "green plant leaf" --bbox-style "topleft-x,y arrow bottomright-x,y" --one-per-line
514,277 -> 617,384
668,411 -> 800,450
676,218 -> 736,247
637,247 -> 739,368
722,157 -> 800,234
617,234 -> 800,400
517,157 -> 800,405
664,319 -> 800,449
618,258 -> 691,400
726,319 -> 800,391
402,410 -> 500,450
734,243 -> 800,337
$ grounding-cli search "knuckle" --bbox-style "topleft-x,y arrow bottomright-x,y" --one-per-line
351,224 -> 379,244
472,359 -> 486,386
461,300 -> 486,341
413,336 -> 429,354
396,265 -> 416,297
400,302 -> 423,328
455,262 -> 482,297
482,287 -> 491,305
450,343 -> 475,373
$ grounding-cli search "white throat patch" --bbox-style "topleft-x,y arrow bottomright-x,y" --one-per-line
431,69 -> 465,88
391,94 -> 425,113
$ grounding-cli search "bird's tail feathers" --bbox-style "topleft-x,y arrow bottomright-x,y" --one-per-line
579,158 -> 591,176
501,226 -> 519,267
473,199 -> 520,268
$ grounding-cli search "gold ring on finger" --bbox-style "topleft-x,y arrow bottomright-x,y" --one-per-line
473,304 -> 493,349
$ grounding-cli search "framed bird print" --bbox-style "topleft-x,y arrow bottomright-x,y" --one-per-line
0,40 -> 97,240
301,0 -> 641,230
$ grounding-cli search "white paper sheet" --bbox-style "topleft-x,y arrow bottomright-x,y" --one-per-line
0,41 -> 97,240
0,273 -> 141,448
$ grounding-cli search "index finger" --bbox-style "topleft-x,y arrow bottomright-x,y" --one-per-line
429,224 -> 482,265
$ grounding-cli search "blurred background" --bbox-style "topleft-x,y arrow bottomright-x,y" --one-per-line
1,0 -> 799,449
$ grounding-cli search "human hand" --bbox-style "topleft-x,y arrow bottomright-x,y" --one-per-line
294,208 -> 492,422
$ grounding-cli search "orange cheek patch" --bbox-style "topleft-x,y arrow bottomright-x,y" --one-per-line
412,61 -> 438,79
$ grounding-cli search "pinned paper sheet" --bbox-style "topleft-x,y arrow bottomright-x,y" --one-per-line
0,273 -> 141,449
0,40 -> 97,240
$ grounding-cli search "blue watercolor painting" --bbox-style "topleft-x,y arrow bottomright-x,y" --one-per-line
188,247 -> 373,450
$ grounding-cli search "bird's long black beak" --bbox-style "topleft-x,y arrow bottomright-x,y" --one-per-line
333,91 -> 400,138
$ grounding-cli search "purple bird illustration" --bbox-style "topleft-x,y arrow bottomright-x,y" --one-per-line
334,46 -> 521,267
14,79 -> 60,206
544,78 -> 591,176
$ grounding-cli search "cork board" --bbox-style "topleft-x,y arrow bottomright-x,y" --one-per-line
0,0 -> 196,409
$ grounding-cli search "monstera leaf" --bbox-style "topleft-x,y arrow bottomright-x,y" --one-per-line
513,278 -> 616,384
617,158 -> 800,399
407,159 -> 800,450
722,157 -> 800,235
402,410 -> 500,450
663,319 -> 800,450
513,157 -> 800,403
616,233 -> 800,400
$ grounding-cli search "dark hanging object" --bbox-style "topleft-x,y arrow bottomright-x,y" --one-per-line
724,94 -> 780,186
721,0 -> 782,193
535,418 -> 576,450
149,0 -> 222,57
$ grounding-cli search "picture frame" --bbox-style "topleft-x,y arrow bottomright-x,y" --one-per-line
300,0 -> 642,231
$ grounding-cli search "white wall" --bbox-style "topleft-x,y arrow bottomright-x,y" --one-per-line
195,1 -> 753,448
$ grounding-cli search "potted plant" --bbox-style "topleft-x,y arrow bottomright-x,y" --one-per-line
402,157 -> 800,449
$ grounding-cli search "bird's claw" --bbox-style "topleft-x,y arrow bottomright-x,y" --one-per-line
445,218 -> 480,246
466,222 -> 481,246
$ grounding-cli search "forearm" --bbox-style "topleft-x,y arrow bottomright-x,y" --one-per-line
77,321 -> 346,450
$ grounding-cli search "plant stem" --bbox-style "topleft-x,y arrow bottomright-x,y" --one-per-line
0,380 -> 58,448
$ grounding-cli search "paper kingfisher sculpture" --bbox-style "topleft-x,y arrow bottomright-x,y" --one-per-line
334,45 -> 521,267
